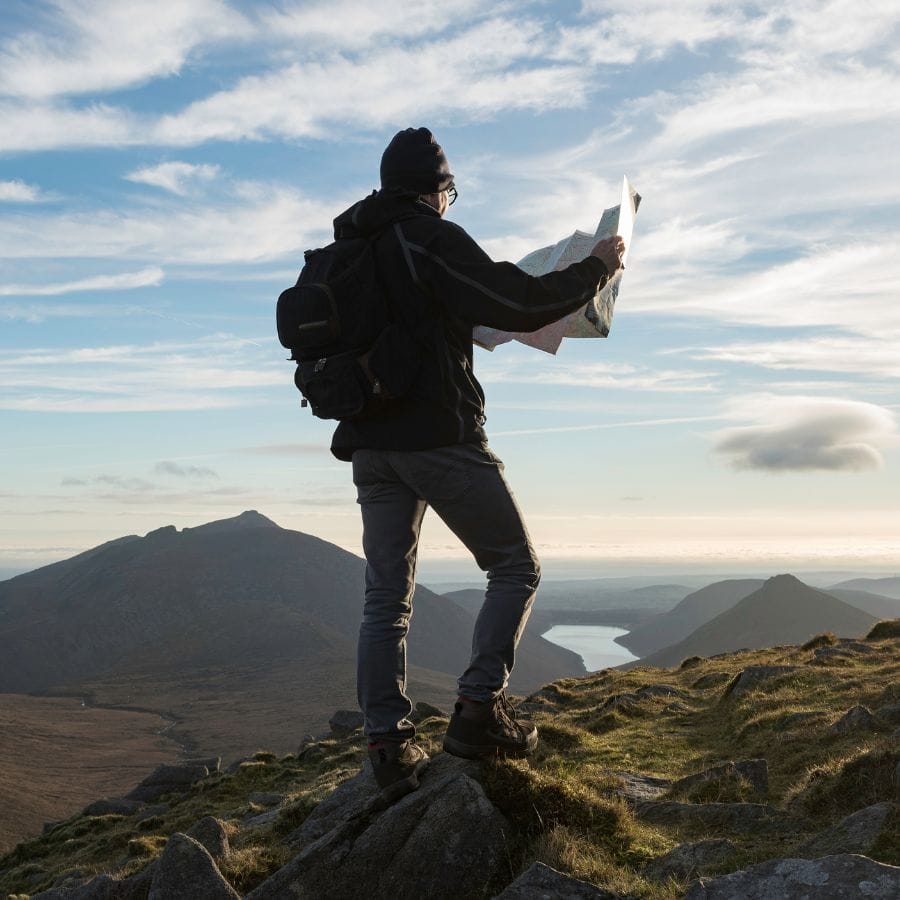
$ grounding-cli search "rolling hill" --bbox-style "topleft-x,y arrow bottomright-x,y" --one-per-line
630,574 -> 878,669
614,579 -> 765,657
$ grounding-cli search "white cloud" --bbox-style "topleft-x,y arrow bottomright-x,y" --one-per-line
712,395 -> 898,473
0,267 -> 163,297
125,162 -> 220,195
0,0 -> 250,99
0,185 -> 335,263
154,461 -> 218,479
0,335 -> 286,413
0,179 -> 51,202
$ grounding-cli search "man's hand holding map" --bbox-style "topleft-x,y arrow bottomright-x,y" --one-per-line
473,176 -> 641,355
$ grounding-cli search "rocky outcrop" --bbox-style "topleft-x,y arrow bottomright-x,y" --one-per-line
683,853 -> 900,899
147,833 -> 238,899
125,761 -> 216,802
492,862 -> 622,898
644,838 -> 737,880
724,666 -> 800,698
829,705 -> 877,734
184,816 -> 231,860
603,771 -> 672,804
796,802 -> 896,857
670,759 -> 768,799
247,755 -> 509,900
328,709 -> 364,736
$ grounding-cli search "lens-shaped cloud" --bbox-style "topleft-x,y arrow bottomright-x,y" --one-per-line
712,396 -> 898,473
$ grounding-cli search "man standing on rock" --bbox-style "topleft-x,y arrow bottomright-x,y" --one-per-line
328,127 -> 625,802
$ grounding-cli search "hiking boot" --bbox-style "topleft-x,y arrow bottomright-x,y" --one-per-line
442,690 -> 538,759
367,739 -> 430,803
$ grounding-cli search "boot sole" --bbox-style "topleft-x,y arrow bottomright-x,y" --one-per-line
379,754 -> 430,803
442,733 -> 537,760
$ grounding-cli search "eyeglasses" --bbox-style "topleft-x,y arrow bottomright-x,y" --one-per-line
446,184 -> 458,206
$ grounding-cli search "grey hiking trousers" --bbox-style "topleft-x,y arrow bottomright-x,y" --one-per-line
352,441 -> 541,741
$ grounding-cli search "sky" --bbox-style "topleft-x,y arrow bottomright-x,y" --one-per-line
1,0 -> 899,581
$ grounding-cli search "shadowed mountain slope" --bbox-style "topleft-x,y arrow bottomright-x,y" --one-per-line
614,579 -> 765,657
0,512 -> 582,758
630,574 -> 878,669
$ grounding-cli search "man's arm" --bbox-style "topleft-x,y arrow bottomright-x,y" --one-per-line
396,220 -> 619,331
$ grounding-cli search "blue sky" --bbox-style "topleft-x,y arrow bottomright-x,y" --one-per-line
1,0 -> 899,579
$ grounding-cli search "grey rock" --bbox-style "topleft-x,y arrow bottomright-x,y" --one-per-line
82,798 -> 143,817
636,801 -> 804,834
134,803 -> 169,822
147,832 -> 239,899
329,708 -> 364,736
796,802 -> 895,856
248,791 -> 284,806
838,640 -> 877,654
42,819 -> 65,834
410,700 -> 446,722
725,666 -> 800,698
683,853 -> 900,899
813,646 -> 856,664
185,815 -> 231,859
829,704 -> 876,734
874,704 -> 900,726
243,808 -> 281,829
692,672 -> 732,690
602,771 -> 672,804
125,763 -> 210,802
492,862 -> 621,898
672,759 -> 768,799
666,700 -> 693,713
285,752 -> 483,850
247,754 -> 508,900
296,743 -> 326,760
33,868 -> 153,900
644,838 -> 737,880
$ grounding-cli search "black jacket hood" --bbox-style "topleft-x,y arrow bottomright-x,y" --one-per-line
333,189 -> 439,240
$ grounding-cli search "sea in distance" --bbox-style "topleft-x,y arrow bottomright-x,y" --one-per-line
541,625 -> 639,671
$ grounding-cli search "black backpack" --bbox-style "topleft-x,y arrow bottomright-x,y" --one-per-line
276,230 -> 422,420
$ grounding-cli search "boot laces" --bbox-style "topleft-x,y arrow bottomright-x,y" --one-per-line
494,691 -> 519,732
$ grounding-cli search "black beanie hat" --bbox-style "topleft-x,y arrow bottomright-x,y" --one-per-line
380,127 -> 454,194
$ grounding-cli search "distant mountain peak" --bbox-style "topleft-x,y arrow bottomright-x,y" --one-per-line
766,573 -> 803,587
183,510 -> 281,535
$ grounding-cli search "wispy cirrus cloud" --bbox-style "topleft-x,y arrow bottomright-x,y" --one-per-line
125,161 -> 220,195
712,396 -> 899,473
0,267 -> 163,298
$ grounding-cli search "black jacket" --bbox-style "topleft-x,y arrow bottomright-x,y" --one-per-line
329,190 -> 610,461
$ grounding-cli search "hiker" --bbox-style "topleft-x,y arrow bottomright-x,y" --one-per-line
329,127 -> 625,802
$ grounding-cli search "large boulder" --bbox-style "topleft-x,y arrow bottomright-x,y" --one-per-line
328,708 -> 364,736
185,815 -> 231,860
31,867 -> 154,899
147,832 -> 239,899
125,763 -> 211,802
829,705 -> 877,734
247,754 -> 510,899
644,839 -> 737,881
684,853 -> 900,899
796,802 -> 896,857
492,862 -> 623,898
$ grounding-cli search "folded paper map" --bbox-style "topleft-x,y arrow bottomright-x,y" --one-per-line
473,176 -> 641,355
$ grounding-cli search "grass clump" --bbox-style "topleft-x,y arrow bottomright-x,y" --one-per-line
786,744 -> 899,819
802,632 -> 837,650
867,619 -> 900,640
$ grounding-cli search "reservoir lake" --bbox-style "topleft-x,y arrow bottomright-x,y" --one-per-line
541,625 -> 640,671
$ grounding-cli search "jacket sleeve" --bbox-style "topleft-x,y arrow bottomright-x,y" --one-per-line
396,219 -> 611,331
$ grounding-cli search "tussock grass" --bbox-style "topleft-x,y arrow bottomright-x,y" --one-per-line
867,618 -> 900,640
802,632 -> 837,650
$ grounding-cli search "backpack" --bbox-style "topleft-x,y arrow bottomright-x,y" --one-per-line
276,231 -> 422,420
